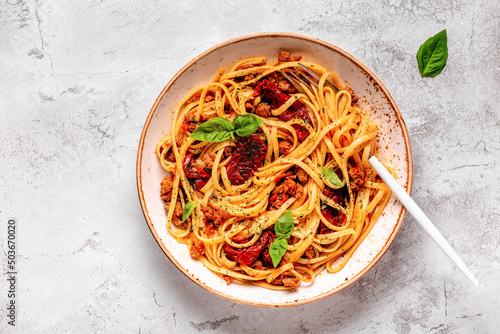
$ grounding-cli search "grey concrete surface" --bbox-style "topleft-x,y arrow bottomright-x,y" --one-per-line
1,0 -> 499,333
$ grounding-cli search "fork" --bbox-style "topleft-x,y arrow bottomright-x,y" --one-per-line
285,63 -> 479,286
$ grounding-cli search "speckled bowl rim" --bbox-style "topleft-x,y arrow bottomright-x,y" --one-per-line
137,32 -> 413,307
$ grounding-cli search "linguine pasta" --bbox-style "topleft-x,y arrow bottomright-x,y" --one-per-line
156,51 -> 395,290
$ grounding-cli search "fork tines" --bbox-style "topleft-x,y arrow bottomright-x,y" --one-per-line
281,69 -> 317,97
297,62 -> 338,91
281,70 -> 305,93
297,63 -> 321,85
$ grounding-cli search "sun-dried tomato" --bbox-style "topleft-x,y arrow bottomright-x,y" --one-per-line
183,153 -> 210,190
253,79 -> 312,142
275,173 -> 286,182
226,135 -> 267,185
182,153 -> 193,170
224,231 -> 276,266
260,232 -> 278,267
319,187 -> 347,234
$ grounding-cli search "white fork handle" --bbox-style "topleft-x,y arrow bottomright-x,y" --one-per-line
368,155 -> 479,286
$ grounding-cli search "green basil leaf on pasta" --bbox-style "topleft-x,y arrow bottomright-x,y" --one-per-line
321,167 -> 344,187
190,117 -> 235,142
416,29 -> 448,78
233,114 -> 263,137
274,209 -> 294,239
269,238 -> 288,268
181,201 -> 197,222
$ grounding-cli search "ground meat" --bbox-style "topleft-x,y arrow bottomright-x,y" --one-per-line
188,233 -> 205,258
188,92 -> 201,104
187,92 -> 214,104
269,172 -> 304,209
240,64 -> 254,70
282,274 -> 300,288
160,175 -> 174,201
254,69 -> 266,76
166,152 -> 176,162
278,79 -> 292,92
277,50 -> 302,63
344,86 -> 358,105
204,94 -> 214,102
202,152 -> 216,169
187,122 -> 198,132
283,178 -> 296,192
282,178 -> 304,198
224,146 -> 234,157
349,167 -> 366,193
175,131 -> 187,148
278,51 -> 291,62
273,183 -> 287,194
166,201 -> 184,226
293,183 -> 304,199
201,205 -> 231,226
189,245 -> 204,258
245,101 -> 253,110
185,110 -> 197,122
181,113 -> 200,133
174,201 -> 183,216
304,245 -> 319,259
200,113 -> 217,122
205,222 -> 215,236
285,170 -> 296,180
278,141 -> 292,155
272,270 -> 300,288
253,263 -> 265,271
296,168 -> 309,183
223,275 -> 233,285
244,74 -> 255,81
265,71 -> 279,84
269,193 -> 289,210
254,102 -> 271,117
163,203 -> 170,218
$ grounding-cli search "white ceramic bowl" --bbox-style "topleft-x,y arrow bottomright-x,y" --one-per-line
137,32 -> 412,307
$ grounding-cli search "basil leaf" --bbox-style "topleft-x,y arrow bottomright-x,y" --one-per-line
181,201 -> 197,222
190,117 -> 235,142
321,167 -> 345,187
274,209 -> 294,239
416,29 -> 448,78
233,114 -> 263,137
269,238 -> 288,268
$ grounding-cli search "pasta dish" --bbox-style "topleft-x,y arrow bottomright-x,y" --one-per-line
155,50 -> 394,290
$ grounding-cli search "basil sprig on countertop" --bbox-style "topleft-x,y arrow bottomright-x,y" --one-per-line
269,210 -> 294,267
190,114 -> 263,142
417,29 -> 448,78
181,201 -> 197,222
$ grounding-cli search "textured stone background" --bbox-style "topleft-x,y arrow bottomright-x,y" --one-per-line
1,0 -> 499,333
